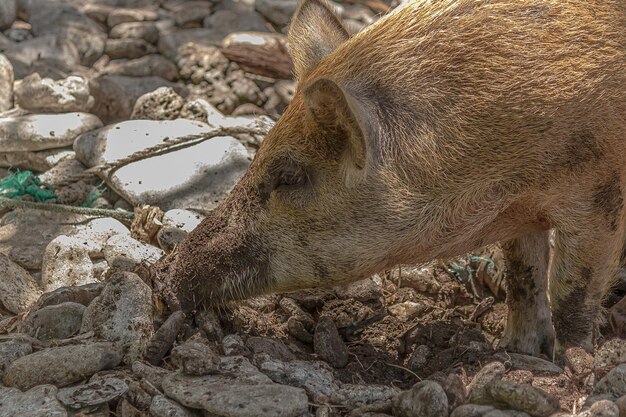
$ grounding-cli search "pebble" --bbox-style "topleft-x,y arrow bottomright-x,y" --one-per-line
172,1 -> 213,26
247,336 -> 296,361
579,400 -> 620,417
75,118 -> 212,167
0,253 -> 41,314
0,113 -> 103,152
2,342 -> 123,390
0,385 -> 67,417
108,135 -> 250,211
103,54 -> 179,81
71,217 -> 130,256
162,371 -> 309,417
471,380 -> 559,417
223,334 -> 250,356
145,310 -> 186,366
23,302 -> 86,340
388,301 -> 429,321
89,74 -> 186,123
258,358 -> 339,399
109,21 -> 160,44
130,86 -> 185,120
2,35 -> 79,79
108,7 -> 159,28
330,384 -> 398,408
80,272 -> 154,363
315,316 -> 349,368
57,376 -> 128,409
15,74 -> 93,113
103,234 -> 164,271
41,235 -> 95,292
0,339 -> 32,377
493,352 -> 564,375
0,54 -> 13,112
392,380 -> 449,417
171,340 -> 220,376
132,360 -> 172,390
467,362 -> 506,399
203,8 -> 268,41
0,147 -> 74,172
105,38 -> 157,59
429,373 -> 467,411
33,282 -> 103,310
0,0 -> 16,30
334,277 -> 382,303
255,0 -> 297,26
394,265 -> 442,293
593,364 -> 626,398
150,395 -> 196,417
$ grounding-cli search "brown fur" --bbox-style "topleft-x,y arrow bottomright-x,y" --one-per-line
156,0 -> 626,358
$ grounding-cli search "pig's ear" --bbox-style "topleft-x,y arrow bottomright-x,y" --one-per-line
303,78 -> 371,170
288,0 -> 350,79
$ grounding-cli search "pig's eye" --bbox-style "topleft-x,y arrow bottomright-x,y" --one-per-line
275,170 -> 307,190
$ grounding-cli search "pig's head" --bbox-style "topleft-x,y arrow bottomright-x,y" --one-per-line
155,0 -> 424,310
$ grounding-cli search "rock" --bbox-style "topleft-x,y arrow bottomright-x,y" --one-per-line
108,7 -> 158,28
150,395 -> 196,417
0,385 -> 67,417
103,234 -> 164,270
145,310 -> 186,366
394,265 -> 442,293
74,119 -> 212,167
0,113 -> 102,152
247,337 -> 296,361
579,400 -> 620,417
471,380 -> 559,417
39,157 -> 87,187
132,361 -> 172,390
594,364 -> 626,398
110,136 -> 250,211
23,302 -> 85,340
0,339 -> 32,378
32,283 -> 103,310
172,1 -> 213,26
334,277 -> 382,303
105,38 -> 157,59
157,28 -> 221,61
221,32 -> 293,79
388,301 -> 429,321
219,355 -> 271,383
81,272 -> 154,362
25,2 -> 106,65
595,339 -> 626,378
467,362 -> 506,399
41,235 -> 96,292
0,0 -> 16,30
57,376 -> 128,409
492,352 -> 564,375
109,21 -> 159,44
429,373 -> 467,411
14,74 -> 93,113
255,0 -> 297,26
223,334 -> 249,356
89,74 -> 187,123
171,340 -> 220,376
615,395 -> 626,417
330,384 -> 397,408
3,342 -> 123,390
0,54 -> 13,112
163,209 -> 204,231
70,217 -> 130,257
0,210 -> 93,269
392,380 -> 449,417
565,347 -> 594,376
451,404 -> 504,417
258,358 -> 339,399
0,253 -> 41,314
103,55 -> 179,81
1,35 -> 79,79
0,148 -> 75,172
130,86 -> 185,120
203,9 -> 268,42
314,316 -> 349,368
407,344 -> 432,373
162,372 -> 309,417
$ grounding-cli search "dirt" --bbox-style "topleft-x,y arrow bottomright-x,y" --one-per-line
214,245 -> 625,414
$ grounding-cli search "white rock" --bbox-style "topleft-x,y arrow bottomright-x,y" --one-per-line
0,253 -> 42,314
2,35 -> 79,80
81,272 -> 154,363
162,209 -> 204,232
130,86 -> 184,120
104,234 -> 164,271
15,74 -> 94,113
74,119 -> 212,167
0,54 -> 13,112
41,235 -> 95,293
110,136 -> 250,211
0,113 -> 103,152
72,217 -> 130,257
0,385 -> 67,417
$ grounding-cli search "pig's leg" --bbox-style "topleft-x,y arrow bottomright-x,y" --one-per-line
550,205 -> 625,358
499,231 -> 554,355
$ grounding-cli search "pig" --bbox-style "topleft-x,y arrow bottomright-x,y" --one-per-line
154,0 -> 626,359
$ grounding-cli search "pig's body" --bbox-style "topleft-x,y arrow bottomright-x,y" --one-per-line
156,0 -> 626,359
